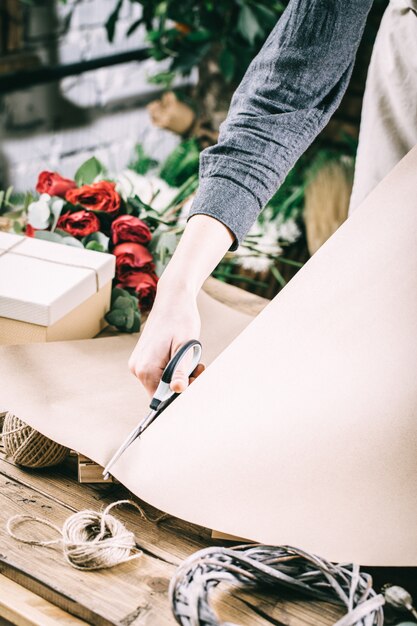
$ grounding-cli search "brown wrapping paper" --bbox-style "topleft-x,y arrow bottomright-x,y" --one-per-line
1,146 -> 417,566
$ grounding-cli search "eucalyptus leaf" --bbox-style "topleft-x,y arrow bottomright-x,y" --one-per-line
125,307 -> 135,329
62,236 -> 85,248
34,230 -> 64,244
74,157 -> 105,186
82,231 -> 110,251
150,229 -> 178,275
131,313 -> 141,333
113,296 -> 134,310
85,241 -> 105,252
111,287 -> 127,305
27,196 -> 51,229
106,310 -> 127,327
50,199 -> 65,232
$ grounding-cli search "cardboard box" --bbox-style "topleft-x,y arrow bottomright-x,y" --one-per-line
0,232 -> 115,344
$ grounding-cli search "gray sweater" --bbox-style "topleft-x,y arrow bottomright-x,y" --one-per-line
188,0 -> 374,250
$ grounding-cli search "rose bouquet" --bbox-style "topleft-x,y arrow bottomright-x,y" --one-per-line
3,154 -> 197,333
0,140 -> 306,322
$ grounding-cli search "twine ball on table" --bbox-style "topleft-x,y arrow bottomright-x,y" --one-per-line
1,412 -> 69,468
6,500 -> 154,571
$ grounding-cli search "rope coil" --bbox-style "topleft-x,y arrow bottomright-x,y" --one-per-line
6,499 -> 167,571
169,544 -> 385,626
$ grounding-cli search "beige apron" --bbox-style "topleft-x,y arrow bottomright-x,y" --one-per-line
349,0 -> 417,212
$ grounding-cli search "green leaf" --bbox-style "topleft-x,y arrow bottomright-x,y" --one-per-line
106,310 -> 127,327
129,194 -> 155,218
50,199 -> 64,232
85,240 -> 105,252
82,231 -> 110,251
113,295 -> 134,310
131,313 -> 141,333
126,17 -> 143,37
159,139 -> 200,187
124,307 -> 135,329
150,229 -> 178,275
147,71 -> 175,89
62,236 -> 85,248
105,0 -> 124,42
74,157 -> 105,186
34,230 -> 64,244
237,5 -> 262,45
110,287 -> 128,305
128,144 -> 159,176
4,186 -> 13,205
271,265 -> 286,288
218,48 -> 235,83
186,29 -> 211,43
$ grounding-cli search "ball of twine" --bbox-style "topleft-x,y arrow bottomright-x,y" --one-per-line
0,412 -> 68,468
6,500 -> 153,571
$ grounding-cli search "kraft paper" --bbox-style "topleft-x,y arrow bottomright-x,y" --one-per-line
1,145 -> 416,566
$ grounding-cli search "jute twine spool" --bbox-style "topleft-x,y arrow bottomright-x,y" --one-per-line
7,499 -> 167,571
0,412 -> 68,468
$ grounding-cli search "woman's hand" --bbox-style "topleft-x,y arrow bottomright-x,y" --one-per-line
128,214 -> 235,397
128,284 -> 205,397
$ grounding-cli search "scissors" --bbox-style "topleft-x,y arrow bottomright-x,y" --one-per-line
102,339 -> 202,480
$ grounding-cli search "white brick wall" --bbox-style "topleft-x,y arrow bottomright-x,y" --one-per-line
0,0 -> 190,191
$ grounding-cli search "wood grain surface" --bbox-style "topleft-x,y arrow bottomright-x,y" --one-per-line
0,453 -> 344,626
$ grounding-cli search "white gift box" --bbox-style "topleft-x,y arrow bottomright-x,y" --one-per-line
0,232 -> 115,344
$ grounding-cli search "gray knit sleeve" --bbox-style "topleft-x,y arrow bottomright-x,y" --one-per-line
188,0 -> 373,250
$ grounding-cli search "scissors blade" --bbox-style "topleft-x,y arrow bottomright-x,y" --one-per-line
102,408 -> 157,479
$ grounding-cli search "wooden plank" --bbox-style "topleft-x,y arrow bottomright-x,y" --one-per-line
77,454 -> 115,484
0,471 -> 179,626
0,574 -> 88,626
0,459 -> 344,625
0,454 -> 210,565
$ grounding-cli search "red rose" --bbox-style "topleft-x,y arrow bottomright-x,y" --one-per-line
117,271 -> 158,311
36,171 -> 76,198
25,224 -> 35,237
57,210 -> 100,237
113,242 -> 155,280
66,181 -> 120,215
111,215 -> 152,245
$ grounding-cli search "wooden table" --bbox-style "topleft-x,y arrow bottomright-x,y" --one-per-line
0,280 -> 412,626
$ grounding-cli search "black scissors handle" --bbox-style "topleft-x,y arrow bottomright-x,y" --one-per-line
149,339 -> 202,411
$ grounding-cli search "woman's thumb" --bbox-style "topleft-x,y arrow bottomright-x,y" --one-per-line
169,342 -> 194,393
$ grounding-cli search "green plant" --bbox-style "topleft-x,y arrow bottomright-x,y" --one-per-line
106,0 -> 287,85
129,144 -> 159,175
105,288 -> 141,333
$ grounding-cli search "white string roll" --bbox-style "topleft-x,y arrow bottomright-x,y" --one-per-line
6,499 -> 157,571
